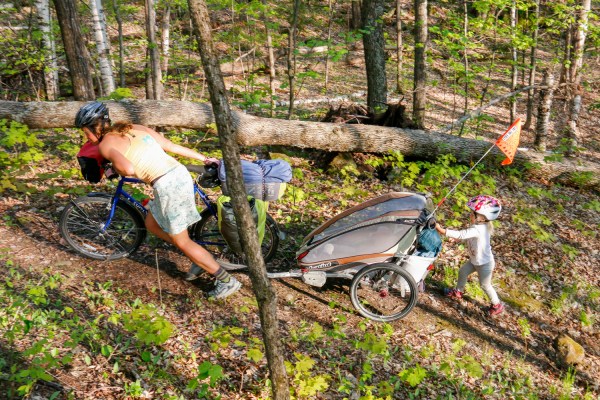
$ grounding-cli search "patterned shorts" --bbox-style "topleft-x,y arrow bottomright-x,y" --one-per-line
148,165 -> 201,234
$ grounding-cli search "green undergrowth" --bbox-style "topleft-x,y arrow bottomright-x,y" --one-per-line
0,254 -> 597,399
1,125 -> 599,398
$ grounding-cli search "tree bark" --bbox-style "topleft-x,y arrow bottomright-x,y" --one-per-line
361,0 -> 387,112
145,0 -> 164,100
462,0 -> 469,117
324,0 -> 334,92
35,0 -> 59,100
112,0 -> 126,88
161,3 -> 171,73
90,0 -> 115,96
52,0 -> 96,100
509,0 -> 518,122
187,1 -> 291,399
287,0 -> 301,119
396,0 -> 403,94
350,0 -> 361,30
534,71 -> 554,152
523,0 -> 539,130
565,0 -> 591,151
261,0 -> 276,117
3,99 -> 599,191
412,0 -> 427,128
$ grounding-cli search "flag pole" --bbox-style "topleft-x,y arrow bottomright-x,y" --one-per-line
430,143 -> 497,216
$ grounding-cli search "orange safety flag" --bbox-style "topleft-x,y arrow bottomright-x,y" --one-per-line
495,118 -> 521,165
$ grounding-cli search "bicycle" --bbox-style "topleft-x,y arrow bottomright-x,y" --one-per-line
59,165 -> 281,265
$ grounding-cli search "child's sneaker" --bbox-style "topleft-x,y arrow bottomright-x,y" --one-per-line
488,303 -> 504,316
208,276 -> 242,299
444,288 -> 463,299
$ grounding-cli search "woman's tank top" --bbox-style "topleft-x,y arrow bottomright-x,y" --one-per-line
124,129 -> 179,184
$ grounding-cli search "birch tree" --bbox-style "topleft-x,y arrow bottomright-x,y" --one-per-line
90,0 -> 116,96
145,0 -> 164,100
565,0 -> 591,152
161,1 -> 171,73
35,0 -> 59,100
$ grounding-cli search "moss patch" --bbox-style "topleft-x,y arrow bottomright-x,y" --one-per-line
504,289 -> 545,312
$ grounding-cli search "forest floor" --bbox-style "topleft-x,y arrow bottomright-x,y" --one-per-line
2,35 -> 600,399
1,127 -> 599,399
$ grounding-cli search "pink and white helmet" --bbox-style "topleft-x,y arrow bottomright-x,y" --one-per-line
467,195 -> 501,221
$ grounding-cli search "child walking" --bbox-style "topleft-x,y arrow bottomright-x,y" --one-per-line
435,195 -> 504,316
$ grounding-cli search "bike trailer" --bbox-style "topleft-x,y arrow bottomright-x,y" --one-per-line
296,192 -> 436,282
218,159 -> 292,201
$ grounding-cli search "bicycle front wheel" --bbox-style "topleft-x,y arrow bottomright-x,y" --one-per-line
59,195 -> 146,260
350,263 -> 418,322
191,208 -> 279,267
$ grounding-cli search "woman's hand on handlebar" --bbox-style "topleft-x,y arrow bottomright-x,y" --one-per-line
204,157 -> 220,166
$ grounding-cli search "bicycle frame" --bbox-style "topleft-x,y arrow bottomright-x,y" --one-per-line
101,176 -> 216,239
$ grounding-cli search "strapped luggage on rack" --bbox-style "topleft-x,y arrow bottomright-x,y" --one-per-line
217,195 -> 267,255
218,159 -> 292,201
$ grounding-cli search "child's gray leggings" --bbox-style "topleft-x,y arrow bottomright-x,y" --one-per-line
456,260 -> 500,305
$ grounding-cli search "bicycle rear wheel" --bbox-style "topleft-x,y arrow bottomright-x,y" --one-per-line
190,208 -> 279,268
350,262 -> 418,322
59,195 -> 146,260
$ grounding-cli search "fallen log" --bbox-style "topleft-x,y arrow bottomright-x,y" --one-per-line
1,100 -> 598,191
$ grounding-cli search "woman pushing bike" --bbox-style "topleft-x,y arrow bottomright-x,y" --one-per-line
75,102 -> 242,299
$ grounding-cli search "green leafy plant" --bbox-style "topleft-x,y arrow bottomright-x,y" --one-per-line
187,361 -> 224,398
0,120 -> 44,192
285,353 -> 330,399
122,303 -> 174,346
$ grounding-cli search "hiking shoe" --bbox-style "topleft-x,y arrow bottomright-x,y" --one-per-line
208,276 -> 242,299
185,263 -> 202,281
488,303 -> 504,316
444,288 -> 463,299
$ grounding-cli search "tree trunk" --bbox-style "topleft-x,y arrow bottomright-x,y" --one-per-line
161,3 -> 171,73
262,1 -> 276,117
510,0 -> 518,122
565,0 -> 591,151
3,99 -> 599,191
324,0 -> 334,92
396,0 -> 403,94
523,0 -> 539,130
90,0 -> 115,96
534,71 -> 554,152
361,0 -> 387,112
412,0 -> 428,128
350,0 -> 361,30
35,0 -> 59,100
112,0 -> 125,88
287,0 -> 301,119
145,0 -> 164,100
187,1 -> 291,399
462,0 -> 469,116
52,0 -> 95,100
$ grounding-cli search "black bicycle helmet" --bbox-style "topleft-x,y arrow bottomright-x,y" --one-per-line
75,102 -> 110,128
